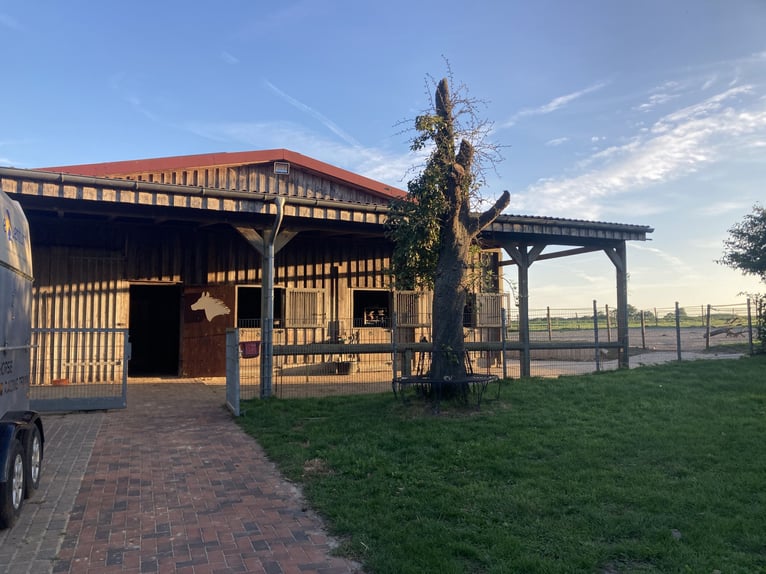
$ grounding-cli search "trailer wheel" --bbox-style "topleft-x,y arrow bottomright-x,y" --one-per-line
0,440 -> 25,529
25,426 -> 42,496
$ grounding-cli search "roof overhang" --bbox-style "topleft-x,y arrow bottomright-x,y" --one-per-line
0,166 -> 653,246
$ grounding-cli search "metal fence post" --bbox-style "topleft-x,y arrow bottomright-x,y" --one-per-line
593,300 -> 601,372
675,302 -> 682,361
640,310 -> 646,350
747,298 -> 754,356
501,308 -> 508,380
605,304 -> 612,343
391,311 -> 398,382
225,328 -> 240,416
546,306 -> 552,341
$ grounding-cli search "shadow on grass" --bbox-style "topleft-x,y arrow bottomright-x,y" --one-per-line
238,355 -> 766,574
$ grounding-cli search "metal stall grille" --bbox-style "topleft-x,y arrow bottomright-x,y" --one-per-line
29,328 -> 129,411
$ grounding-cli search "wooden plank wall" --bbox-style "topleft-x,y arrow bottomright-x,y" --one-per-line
29,220 -> 396,378
122,164 -> 387,205
31,246 -> 126,384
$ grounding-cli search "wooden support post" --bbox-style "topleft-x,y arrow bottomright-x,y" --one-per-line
517,248 -> 531,378
501,243 -> 545,378
605,242 -> 629,369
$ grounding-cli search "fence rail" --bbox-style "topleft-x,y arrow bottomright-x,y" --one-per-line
225,299 -> 762,410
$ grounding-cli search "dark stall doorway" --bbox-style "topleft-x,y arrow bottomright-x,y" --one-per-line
129,284 -> 181,376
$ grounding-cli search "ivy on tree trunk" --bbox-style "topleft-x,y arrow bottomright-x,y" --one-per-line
387,77 -> 510,382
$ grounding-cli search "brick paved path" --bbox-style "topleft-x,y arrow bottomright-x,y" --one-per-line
53,383 -> 361,574
0,411 -> 104,574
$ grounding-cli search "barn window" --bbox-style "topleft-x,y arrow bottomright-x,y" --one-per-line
464,292 -> 506,328
285,289 -> 324,327
353,290 -> 390,327
236,286 -> 285,328
394,291 -> 432,327
480,251 -> 500,292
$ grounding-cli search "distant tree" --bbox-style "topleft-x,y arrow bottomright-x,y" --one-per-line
718,204 -> 766,283
718,204 -> 766,353
386,74 -> 510,382
641,309 -> 656,322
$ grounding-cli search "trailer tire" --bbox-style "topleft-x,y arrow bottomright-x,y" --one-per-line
24,426 -> 42,496
0,440 -> 25,529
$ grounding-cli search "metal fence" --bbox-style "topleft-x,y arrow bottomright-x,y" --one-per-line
29,328 -> 129,411
225,299 -> 761,411
517,301 -> 758,372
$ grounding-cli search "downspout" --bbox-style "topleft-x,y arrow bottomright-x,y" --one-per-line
260,196 -> 286,398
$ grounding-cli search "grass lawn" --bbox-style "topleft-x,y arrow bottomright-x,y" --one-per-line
237,355 -> 766,573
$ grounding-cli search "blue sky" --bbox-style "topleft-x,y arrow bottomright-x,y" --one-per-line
2,0 -> 765,311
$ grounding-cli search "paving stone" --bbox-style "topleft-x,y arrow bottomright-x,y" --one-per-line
1,383 -> 362,573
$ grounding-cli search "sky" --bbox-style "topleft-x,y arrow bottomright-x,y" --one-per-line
2,0 -> 765,312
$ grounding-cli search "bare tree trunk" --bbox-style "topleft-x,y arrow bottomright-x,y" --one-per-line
402,77 -> 511,386
430,222 -> 472,381
426,79 -> 512,384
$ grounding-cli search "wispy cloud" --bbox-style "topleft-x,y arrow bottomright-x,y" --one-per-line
630,243 -> 696,274
264,79 -> 362,149
546,137 -> 569,147
694,200 -> 752,217
504,81 -> 608,127
183,119 -> 412,188
124,94 -> 161,123
220,51 -> 239,65
636,92 -> 680,112
634,80 -> 684,112
701,75 -> 717,90
517,85 -> 766,220
110,73 -> 164,124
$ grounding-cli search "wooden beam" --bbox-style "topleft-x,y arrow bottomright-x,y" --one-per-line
499,245 -> 603,266
233,225 -> 298,256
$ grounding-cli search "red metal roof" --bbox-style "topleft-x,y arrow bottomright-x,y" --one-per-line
38,149 -> 407,200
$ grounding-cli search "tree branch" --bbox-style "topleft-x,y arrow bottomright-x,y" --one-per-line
470,190 -> 510,235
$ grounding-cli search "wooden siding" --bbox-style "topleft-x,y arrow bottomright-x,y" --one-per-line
31,247 -> 126,384
25,215 -> 405,378
116,163 -> 390,206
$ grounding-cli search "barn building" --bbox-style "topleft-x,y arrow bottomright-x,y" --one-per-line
0,149 -> 652,394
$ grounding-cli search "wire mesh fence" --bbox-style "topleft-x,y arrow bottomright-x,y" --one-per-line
227,299 -> 761,405
28,328 -> 129,410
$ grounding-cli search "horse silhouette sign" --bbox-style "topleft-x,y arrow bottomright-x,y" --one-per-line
190,292 -> 231,322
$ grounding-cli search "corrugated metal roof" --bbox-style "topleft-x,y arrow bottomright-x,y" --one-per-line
497,213 -> 653,233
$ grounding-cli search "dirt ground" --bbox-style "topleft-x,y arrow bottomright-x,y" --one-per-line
525,326 -> 751,353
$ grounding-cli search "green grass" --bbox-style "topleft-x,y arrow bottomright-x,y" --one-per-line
237,356 -> 766,573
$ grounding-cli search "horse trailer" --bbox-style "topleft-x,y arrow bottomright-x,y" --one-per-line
1,187 -> 44,529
